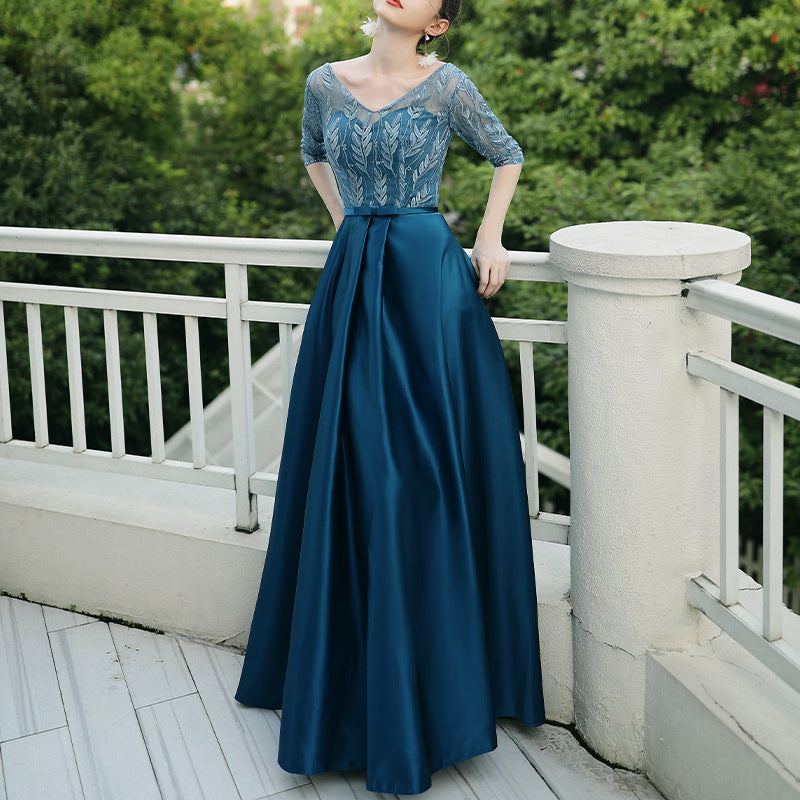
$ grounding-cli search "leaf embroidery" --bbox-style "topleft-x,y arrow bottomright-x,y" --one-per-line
300,62 -> 520,207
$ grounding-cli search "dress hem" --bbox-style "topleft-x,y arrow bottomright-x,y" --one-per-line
274,711 -> 547,796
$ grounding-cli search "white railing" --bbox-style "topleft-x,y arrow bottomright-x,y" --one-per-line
740,538 -> 800,613
0,225 -> 569,541
683,277 -> 800,695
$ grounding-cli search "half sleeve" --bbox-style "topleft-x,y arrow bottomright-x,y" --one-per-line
300,76 -> 327,166
447,72 -> 524,167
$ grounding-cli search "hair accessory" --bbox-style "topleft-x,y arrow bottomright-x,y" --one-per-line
417,33 -> 438,68
360,16 -> 378,37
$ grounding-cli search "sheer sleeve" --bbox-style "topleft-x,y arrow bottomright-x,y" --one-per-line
447,71 -> 523,167
301,75 -> 327,166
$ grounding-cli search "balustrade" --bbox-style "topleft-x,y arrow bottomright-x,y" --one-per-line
0,225 -> 568,539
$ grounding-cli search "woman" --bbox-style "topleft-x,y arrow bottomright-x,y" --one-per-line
235,0 -> 546,794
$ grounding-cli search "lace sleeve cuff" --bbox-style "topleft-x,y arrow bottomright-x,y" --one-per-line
448,71 -> 524,167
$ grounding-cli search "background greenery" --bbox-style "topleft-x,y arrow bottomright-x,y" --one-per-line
1,0 -> 798,583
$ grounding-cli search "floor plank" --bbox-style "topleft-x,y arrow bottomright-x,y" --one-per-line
311,763 -> 478,799
257,786 -> 320,799
500,719 -> 648,799
110,623 -> 196,708
0,727 -> 83,800
0,596 -> 669,800
179,638 -> 308,800
311,770 -> 400,800
0,597 -> 66,741
453,726 -> 557,799
137,693 -> 240,800
49,621 -> 161,800
42,606 -> 94,633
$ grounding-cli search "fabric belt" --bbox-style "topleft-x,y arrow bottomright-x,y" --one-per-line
344,206 -> 438,216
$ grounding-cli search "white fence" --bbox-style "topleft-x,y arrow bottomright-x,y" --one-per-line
740,538 -> 800,614
0,225 -> 570,541
683,277 -> 800,694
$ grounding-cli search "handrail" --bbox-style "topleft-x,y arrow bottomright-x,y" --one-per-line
0,225 -> 561,283
683,278 -> 800,694
683,278 -> 800,346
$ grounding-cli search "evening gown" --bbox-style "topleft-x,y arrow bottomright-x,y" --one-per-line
235,61 -> 546,795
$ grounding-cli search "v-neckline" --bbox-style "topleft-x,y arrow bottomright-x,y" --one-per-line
326,62 -> 448,114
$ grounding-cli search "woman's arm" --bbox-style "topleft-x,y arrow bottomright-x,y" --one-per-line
306,162 -> 345,231
470,162 -> 522,299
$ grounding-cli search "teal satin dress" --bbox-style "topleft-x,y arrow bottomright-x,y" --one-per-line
235,61 -> 546,795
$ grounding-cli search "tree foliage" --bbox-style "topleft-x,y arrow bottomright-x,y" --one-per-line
0,0 -> 317,453
1,0 -> 799,580
451,0 -> 800,574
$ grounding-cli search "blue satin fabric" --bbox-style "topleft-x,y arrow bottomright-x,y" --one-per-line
235,207 -> 545,795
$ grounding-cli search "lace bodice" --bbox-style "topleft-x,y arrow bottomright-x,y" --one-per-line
301,62 -> 523,208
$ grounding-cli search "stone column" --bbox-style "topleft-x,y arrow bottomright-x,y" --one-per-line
549,221 -> 751,768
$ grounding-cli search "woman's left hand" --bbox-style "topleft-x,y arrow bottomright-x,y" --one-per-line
470,239 -> 511,299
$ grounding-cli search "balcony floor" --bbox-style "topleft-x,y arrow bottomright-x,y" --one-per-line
0,595 -> 666,800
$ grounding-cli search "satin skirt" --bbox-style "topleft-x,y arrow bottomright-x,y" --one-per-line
235,205 -> 546,795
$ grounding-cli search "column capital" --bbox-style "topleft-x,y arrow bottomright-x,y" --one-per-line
550,221 -> 750,295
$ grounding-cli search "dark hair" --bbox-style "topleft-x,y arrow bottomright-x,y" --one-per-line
417,0 -> 461,56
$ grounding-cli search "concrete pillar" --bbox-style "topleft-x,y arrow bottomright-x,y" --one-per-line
549,221 -> 751,768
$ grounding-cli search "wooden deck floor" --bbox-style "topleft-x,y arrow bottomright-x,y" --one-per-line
0,595 -> 666,800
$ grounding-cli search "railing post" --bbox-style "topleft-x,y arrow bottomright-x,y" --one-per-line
225,263 -> 258,532
550,221 -> 750,769
519,340 -> 540,516
0,301 -> 12,442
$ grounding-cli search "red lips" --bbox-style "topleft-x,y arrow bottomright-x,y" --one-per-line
386,0 -> 402,7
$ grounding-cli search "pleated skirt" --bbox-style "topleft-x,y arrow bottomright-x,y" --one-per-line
235,205 -> 546,795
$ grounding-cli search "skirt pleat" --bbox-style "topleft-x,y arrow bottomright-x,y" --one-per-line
235,206 -> 546,795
